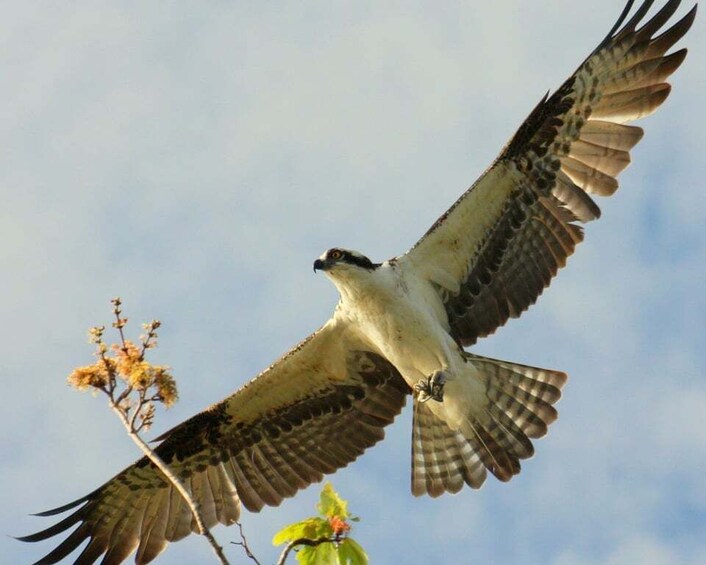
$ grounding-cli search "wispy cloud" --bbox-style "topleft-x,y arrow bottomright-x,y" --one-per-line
2,1 -> 703,563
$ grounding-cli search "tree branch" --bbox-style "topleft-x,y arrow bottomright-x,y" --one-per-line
230,521 -> 262,565
108,386 -> 231,565
276,536 -> 338,565
69,300 -> 234,564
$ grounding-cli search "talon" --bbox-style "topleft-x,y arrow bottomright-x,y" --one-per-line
429,371 -> 446,401
414,371 -> 446,403
414,379 -> 432,403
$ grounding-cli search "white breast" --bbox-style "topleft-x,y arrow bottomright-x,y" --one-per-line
332,261 -> 459,385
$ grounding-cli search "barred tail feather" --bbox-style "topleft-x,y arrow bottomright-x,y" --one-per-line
411,354 -> 567,497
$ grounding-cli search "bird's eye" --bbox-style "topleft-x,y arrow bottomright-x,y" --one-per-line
330,250 -> 343,260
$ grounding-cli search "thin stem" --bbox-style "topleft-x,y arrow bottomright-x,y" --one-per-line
231,522 -> 262,565
108,399 -> 231,565
128,391 -> 141,431
96,345 -> 118,397
114,383 -> 134,407
139,321 -> 160,359
276,537 -> 337,565
111,300 -> 129,354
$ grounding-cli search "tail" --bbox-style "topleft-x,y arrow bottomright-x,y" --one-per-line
411,353 -> 567,497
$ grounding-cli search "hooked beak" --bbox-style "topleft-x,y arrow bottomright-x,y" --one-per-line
313,258 -> 326,273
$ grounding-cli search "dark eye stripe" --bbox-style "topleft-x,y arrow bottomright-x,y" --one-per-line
342,252 -> 378,270
325,248 -> 380,270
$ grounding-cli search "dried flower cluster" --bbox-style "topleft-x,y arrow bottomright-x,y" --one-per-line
67,298 -> 178,431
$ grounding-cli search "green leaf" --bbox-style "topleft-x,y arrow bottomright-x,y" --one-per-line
337,538 -> 368,565
297,541 -> 337,565
317,482 -> 348,519
272,517 -> 330,546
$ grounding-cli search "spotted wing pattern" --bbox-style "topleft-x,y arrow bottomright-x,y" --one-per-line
404,0 -> 695,346
20,320 -> 408,564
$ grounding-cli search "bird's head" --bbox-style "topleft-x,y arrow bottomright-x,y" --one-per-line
313,248 -> 379,276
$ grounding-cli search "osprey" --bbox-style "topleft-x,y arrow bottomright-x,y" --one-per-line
21,1 -> 695,563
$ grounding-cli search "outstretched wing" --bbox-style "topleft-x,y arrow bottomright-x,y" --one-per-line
402,0 -> 695,346
20,319 -> 408,564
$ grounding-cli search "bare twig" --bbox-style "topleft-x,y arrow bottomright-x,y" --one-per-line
276,537 -> 338,565
111,297 -> 130,354
230,521 -> 262,565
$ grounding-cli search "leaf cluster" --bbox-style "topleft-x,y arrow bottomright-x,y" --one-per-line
273,483 -> 367,565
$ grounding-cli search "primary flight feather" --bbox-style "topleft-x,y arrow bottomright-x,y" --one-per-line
20,1 -> 695,562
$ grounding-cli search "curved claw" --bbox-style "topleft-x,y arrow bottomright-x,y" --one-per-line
414,371 -> 446,403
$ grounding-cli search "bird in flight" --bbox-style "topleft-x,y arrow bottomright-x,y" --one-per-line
20,0 -> 695,563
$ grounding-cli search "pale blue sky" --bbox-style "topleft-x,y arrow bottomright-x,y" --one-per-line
2,1 -> 705,563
